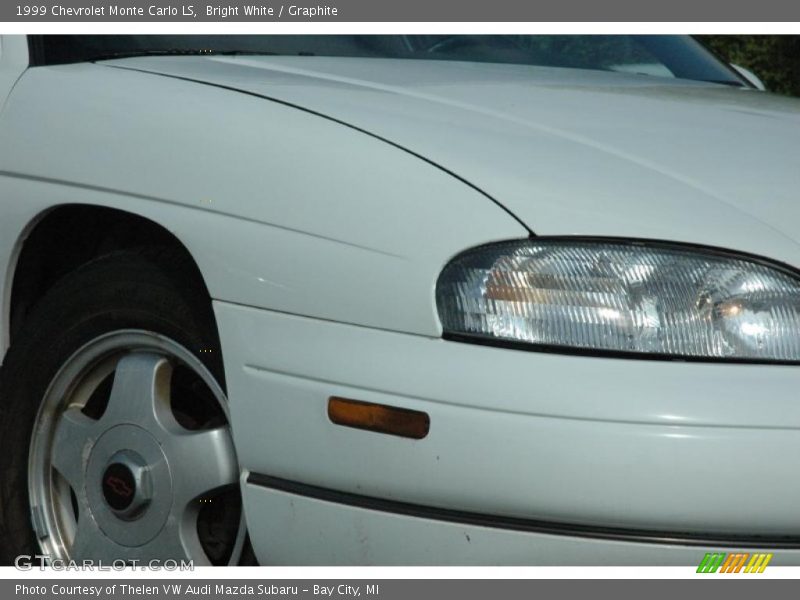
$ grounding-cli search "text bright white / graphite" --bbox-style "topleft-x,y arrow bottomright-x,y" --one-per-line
209,4 -> 340,16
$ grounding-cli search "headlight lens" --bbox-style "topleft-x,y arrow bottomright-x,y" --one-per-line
436,239 -> 800,362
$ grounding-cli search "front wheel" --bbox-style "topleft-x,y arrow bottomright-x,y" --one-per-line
0,249 -> 246,565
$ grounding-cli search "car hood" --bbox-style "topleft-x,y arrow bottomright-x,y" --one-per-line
107,56 -> 800,265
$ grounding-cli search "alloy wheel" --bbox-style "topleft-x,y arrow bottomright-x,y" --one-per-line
27,330 -> 245,565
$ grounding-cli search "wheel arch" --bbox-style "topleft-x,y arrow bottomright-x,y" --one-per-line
3,203 -> 215,361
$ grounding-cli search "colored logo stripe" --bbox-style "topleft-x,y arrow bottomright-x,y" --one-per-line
719,553 -> 748,573
697,552 -> 773,573
745,553 -> 773,573
697,553 -> 726,573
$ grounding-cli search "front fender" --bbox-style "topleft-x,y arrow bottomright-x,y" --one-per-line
0,61 -> 527,359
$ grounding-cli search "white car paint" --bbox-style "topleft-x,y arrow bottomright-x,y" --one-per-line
220,303 -> 800,534
0,60 -> 525,348
0,36 -> 27,114
104,55 -> 800,267
1,36 -> 800,565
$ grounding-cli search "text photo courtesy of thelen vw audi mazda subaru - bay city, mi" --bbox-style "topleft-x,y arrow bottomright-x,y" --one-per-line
0,34 -> 799,567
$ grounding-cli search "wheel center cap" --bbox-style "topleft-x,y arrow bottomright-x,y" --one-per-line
99,449 -> 152,520
87,425 -> 172,546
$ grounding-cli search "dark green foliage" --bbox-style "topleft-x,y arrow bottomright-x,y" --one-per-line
697,35 -> 800,97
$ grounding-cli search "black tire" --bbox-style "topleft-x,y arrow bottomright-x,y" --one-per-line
0,248 -> 245,565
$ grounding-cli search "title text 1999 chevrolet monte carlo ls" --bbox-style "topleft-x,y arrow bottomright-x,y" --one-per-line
0,34 -> 799,566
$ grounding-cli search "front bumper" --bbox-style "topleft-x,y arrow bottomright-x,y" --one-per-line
214,300 -> 800,565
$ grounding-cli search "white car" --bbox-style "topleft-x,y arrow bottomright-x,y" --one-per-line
0,34 -> 798,566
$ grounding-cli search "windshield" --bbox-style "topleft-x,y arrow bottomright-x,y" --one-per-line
34,35 -> 746,87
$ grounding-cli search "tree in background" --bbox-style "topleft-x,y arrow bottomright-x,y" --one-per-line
698,35 -> 800,97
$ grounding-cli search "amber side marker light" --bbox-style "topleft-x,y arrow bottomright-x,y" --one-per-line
328,397 -> 430,440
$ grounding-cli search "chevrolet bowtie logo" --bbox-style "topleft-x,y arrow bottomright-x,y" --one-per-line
105,475 -> 134,498
697,552 -> 773,573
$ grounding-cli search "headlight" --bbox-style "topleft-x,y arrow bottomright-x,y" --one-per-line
436,239 -> 800,362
